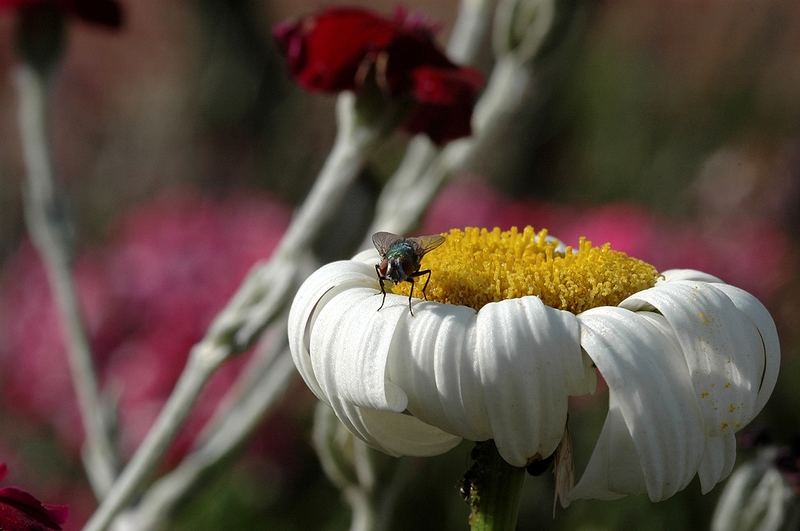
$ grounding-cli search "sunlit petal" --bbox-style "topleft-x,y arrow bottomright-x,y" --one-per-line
621,281 -> 763,434
712,284 -> 780,417
386,302 -> 490,441
568,397 -> 640,501
310,286 -> 409,412
288,260 -> 376,401
659,269 -> 724,284
475,297 -> 591,466
330,399 -> 462,457
698,433 -> 737,493
573,307 -> 705,501
621,280 -> 765,490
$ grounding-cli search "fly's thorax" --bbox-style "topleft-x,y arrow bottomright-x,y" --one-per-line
384,242 -> 420,282
386,241 -> 417,261
386,257 -> 414,283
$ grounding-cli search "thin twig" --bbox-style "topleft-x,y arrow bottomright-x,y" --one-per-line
112,339 -> 294,531
83,341 -> 229,531
312,403 -> 377,531
448,0 -> 497,64
15,62 -> 118,497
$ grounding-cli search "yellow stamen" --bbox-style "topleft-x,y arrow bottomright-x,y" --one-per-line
395,227 -> 658,313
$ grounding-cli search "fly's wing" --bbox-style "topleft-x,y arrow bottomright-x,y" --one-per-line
408,234 -> 445,258
372,231 -> 403,256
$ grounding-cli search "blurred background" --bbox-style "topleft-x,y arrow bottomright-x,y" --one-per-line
0,0 -> 798,529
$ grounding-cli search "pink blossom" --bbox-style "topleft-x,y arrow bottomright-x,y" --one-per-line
0,190 -> 291,461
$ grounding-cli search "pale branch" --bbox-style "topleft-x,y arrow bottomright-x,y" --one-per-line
15,62 -> 119,497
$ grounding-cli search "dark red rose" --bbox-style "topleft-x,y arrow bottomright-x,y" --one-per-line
274,6 -> 484,144
273,7 -> 398,92
0,0 -> 122,28
0,463 -> 69,531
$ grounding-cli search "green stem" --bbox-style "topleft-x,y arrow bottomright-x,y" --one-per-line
466,441 -> 526,531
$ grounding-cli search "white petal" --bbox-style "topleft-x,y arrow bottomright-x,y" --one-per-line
621,280 -> 766,490
711,284 -> 780,418
475,297 -> 593,467
386,302 -> 491,441
352,248 -> 380,265
621,281 -> 763,435
572,307 -> 705,502
327,398 -> 462,457
357,407 -> 462,456
659,269 -> 724,284
288,260 -> 377,401
311,286 -> 409,412
698,433 -> 737,493
540,233 -> 570,254
568,396 -> 641,502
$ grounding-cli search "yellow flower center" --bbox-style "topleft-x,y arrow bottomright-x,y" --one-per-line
394,226 -> 658,313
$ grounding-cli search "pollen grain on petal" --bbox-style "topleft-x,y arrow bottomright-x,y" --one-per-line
394,226 -> 659,313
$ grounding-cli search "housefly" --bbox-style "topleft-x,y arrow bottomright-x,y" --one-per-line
372,231 -> 445,315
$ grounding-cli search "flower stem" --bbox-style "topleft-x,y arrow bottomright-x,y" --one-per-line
111,339 -> 295,531
465,441 -> 526,531
209,94 -> 388,351
14,60 -> 119,497
312,403 -> 379,531
274,93 -> 389,262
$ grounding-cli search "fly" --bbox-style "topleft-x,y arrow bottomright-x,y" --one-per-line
372,231 -> 445,316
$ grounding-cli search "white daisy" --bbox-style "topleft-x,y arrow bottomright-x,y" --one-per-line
288,226 -> 779,503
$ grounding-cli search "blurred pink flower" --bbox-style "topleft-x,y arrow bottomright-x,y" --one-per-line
0,463 -> 69,531
0,0 -> 122,27
423,181 -> 791,299
0,190 -> 291,461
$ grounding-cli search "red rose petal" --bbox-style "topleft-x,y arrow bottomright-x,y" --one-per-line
274,6 -> 485,143
274,7 -> 399,92
410,66 -> 484,105
44,504 -> 70,526
0,487 -> 66,530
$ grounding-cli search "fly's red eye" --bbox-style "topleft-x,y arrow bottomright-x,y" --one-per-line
378,260 -> 389,276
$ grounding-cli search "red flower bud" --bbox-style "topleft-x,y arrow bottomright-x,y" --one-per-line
0,463 -> 69,531
274,6 -> 484,145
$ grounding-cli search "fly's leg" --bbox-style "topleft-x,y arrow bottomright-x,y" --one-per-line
376,264 -> 387,311
407,269 -> 434,316
407,276 -> 415,316
420,269 -> 432,300
409,269 -> 432,299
